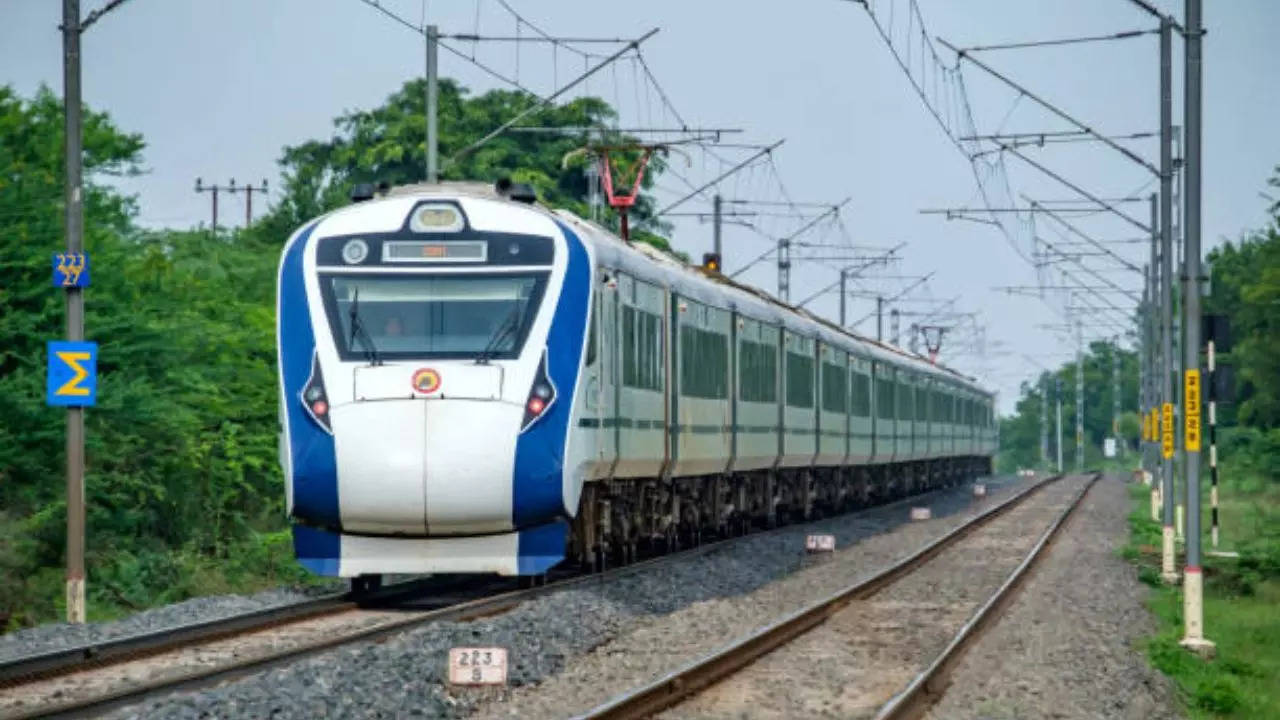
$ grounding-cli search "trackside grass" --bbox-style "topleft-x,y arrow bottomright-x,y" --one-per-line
1122,472 -> 1280,718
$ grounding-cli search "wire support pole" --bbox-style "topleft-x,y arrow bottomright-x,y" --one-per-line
62,0 -> 86,625
1075,318 -> 1085,471
1056,377 -> 1064,473
1180,0 -> 1212,655
938,37 -> 1159,177
1113,335 -> 1124,458
1040,373 -> 1050,468
445,28 -> 660,168
1158,13 -> 1178,586
426,24 -> 439,182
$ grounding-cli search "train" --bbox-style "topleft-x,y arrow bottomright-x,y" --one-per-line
276,179 -> 997,588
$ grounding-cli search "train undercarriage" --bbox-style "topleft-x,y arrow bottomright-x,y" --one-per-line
568,456 -> 993,570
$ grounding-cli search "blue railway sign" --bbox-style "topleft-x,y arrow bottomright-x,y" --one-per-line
47,341 -> 98,407
53,252 -> 90,288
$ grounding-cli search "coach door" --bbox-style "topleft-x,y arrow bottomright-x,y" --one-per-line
582,270 -> 620,479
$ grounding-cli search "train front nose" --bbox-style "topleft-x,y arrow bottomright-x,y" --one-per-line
328,397 -> 529,536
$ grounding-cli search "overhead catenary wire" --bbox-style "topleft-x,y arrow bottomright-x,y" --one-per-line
444,28 -> 661,168
953,28 -> 1157,54
356,0 -> 547,99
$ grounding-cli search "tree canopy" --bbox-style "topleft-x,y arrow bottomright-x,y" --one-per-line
267,78 -> 677,256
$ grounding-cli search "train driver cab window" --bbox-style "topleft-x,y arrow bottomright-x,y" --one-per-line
324,273 -> 548,360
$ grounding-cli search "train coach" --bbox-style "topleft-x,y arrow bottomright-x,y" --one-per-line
276,180 -> 997,587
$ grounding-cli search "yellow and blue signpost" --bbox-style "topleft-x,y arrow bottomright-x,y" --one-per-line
52,252 -> 90,288
47,341 -> 98,407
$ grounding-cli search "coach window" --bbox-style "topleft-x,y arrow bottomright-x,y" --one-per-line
586,300 -> 598,367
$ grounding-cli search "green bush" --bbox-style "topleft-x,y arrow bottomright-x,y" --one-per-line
1192,675 -> 1243,714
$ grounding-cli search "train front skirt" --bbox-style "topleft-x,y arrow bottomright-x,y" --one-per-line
291,520 -> 569,577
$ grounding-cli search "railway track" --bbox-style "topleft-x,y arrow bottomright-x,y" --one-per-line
0,476 -> 1016,719
576,471 -> 1098,720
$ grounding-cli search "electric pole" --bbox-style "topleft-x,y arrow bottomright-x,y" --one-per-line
778,236 -> 791,302
1113,336 -> 1123,458
1076,318 -> 1084,471
1180,0 -> 1212,656
227,179 -> 268,226
1056,376 -> 1064,473
713,193 -> 723,265
62,0 -> 86,625
1041,374 -> 1049,468
1159,14 -> 1178,586
890,308 -> 900,346
426,23 -> 439,182
876,296 -> 884,341
195,178 -> 222,234
839,268 -> 848,326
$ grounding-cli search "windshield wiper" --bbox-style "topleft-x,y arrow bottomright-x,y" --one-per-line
475,299 -> 523,365
348,287 -> 383,366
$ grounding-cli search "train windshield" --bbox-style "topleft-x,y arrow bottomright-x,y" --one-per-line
323,273 -> 549,360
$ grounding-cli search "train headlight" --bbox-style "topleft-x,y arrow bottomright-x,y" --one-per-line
301,354 -> 333,434
341,238 -> 369,265
520,352 -> 556,433
409,203 -> 464,233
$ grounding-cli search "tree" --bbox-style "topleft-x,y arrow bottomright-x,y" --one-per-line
264,78 -> 676,255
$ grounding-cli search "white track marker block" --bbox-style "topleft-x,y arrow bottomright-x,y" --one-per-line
805,534 -> 836,553
448,647 -> 508,686
972,483 -> 987,498
910,507 -> 932,521
1161,526 -> 1179,585
1179,568 -> 1216,658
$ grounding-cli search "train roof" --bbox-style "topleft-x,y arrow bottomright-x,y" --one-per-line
346,182 -> 993,398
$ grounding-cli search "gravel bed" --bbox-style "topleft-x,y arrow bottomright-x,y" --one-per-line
466,474 -> 1038,720
664,475 -> 1088,719
923,474 -> 1179,720
97,473 -> 1027,720
0,582 -> 343,665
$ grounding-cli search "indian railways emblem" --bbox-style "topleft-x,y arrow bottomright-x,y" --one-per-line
411,368 -> 442,394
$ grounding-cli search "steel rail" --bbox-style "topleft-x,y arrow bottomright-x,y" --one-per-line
0,576 -> 445,686
873,471 -> 1100,719
575,472 -> 1074,720
3,476 -> 1020,719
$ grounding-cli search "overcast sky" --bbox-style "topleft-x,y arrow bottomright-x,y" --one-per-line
3,0 -> 1277,412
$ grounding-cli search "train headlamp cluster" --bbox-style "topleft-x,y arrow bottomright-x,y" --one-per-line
341,238 -> 369,265
409,203 -> 464,233
301,355 -> 332,433
521,352 -> 556,432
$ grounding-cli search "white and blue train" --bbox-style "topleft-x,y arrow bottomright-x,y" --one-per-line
277,180 -> 997,585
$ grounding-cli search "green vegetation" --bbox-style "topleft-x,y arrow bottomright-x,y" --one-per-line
995,339 -> 1141,472
0,79 -> 672,630
1123,457 -> 1280,719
